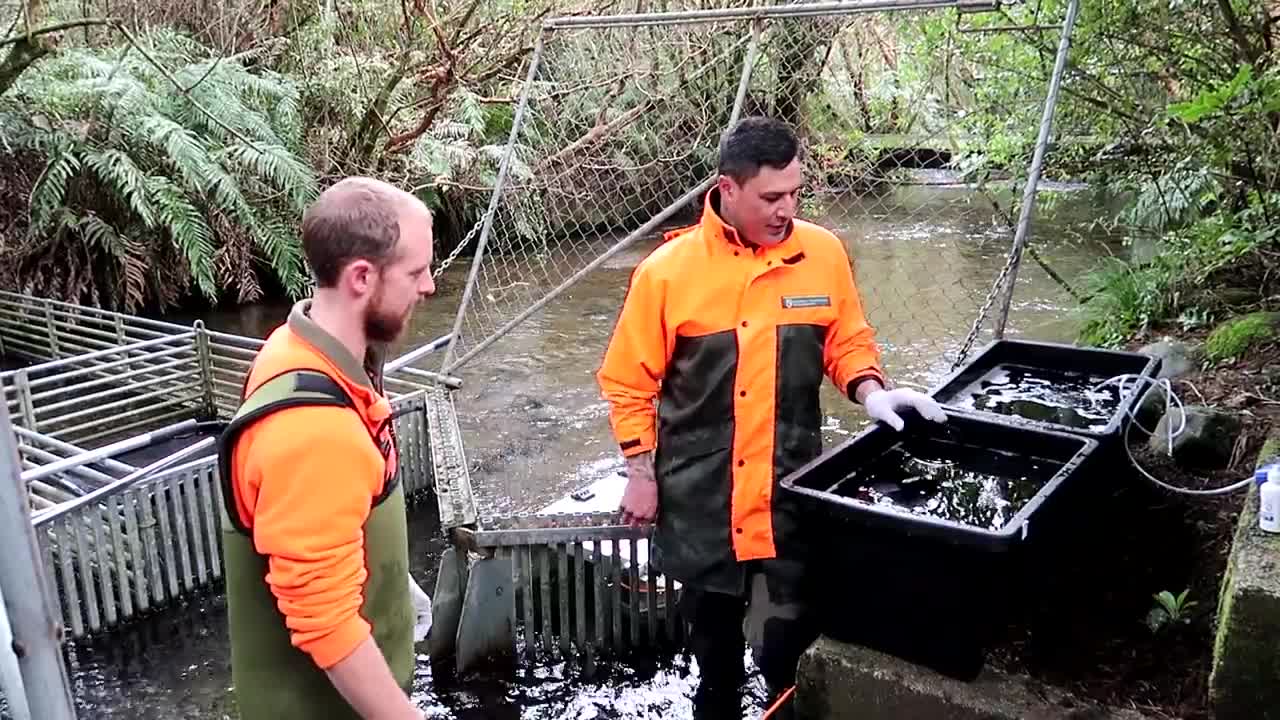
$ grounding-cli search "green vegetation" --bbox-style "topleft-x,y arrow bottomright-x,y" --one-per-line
1205,312 -> 1280,364
1147,588 -> 1200,634
0,0 -> 1275,328
3,29 -> 315,308
1064,8 -> 1279,348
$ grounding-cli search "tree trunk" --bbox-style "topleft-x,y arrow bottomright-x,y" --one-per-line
771,19 -> 838,131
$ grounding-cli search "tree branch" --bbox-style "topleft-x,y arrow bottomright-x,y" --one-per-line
537,99 -> 653,171
0,37 -> 46,96
110,22 -> 263,151
1216,0 -> 1261,63
0,16 -> 117,48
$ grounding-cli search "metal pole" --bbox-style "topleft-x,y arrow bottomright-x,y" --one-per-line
10,428 -> 137,477
440,29 -> 550,374
193,321 -> 217,419
991,0 -> 1081,339
544,0 -> 997,29
727,19 -> 763,129
0,402 -> 78,720
32,436 -> 217,527
385,333 -> 454,374
19,419 -> 199,484
447,176 -> 717,372
0,332 -> 196,380
0,578 -> 33,720
390,366 -> 464,390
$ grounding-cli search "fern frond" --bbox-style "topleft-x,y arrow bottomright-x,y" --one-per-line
76,213 -> 125,254
212,212 -> 263,304
29,150 -> 81,234
136,27 -> 208,67
131,114 -> 218,198
182,83 -> 283,146
83,150 -> 157,228
456,92 -> 487,137
219,143 -> 318,210
434,120 -> 473,141
247,211 -> 308,298
121,233 -> 151,312
146,175 -> 217,299
199,158 -> 260,228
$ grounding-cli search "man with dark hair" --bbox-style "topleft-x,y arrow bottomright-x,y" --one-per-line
596,116 -> 945,717
219,176 -> 435,720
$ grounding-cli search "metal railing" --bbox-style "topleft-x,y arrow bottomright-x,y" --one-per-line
0,399 -> 78,719
0,291 -> 446,641
2,332 -> 205,448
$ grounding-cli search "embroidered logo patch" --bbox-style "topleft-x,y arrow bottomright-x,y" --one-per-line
781,295 -> 831,309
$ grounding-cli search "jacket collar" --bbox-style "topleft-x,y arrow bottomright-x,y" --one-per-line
697,188 -> 801,259
287,299 -> 385,394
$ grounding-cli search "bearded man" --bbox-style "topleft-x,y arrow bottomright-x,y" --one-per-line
218,176 -> 436,720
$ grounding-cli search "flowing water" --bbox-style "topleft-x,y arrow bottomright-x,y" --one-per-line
4,179 -> 1131,719
831,440 -> 1060,531
943,364 -> 1122,432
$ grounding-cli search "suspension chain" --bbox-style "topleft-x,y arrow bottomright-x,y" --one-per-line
432,215 -> 485,280
951,237 -> 1026,370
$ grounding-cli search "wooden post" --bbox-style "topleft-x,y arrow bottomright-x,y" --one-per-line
0,399 -> 78,719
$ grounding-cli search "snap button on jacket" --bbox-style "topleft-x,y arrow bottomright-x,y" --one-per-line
597,190 -> 885,595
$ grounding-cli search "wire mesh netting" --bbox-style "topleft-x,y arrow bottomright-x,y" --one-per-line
441,7 -> 1080,378
439,19 -> 754,373
438,3 -> 1099,522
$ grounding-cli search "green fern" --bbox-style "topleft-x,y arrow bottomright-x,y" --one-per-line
0,30 -> 317,311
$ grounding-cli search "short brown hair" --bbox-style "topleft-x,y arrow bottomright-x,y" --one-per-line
301,177 -> 403,287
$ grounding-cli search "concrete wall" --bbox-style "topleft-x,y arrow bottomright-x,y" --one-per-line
793,637 -> 1151,720
1208,427 -> 1280,720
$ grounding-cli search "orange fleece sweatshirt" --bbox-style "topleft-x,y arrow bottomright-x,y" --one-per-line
229,313 -> 398,669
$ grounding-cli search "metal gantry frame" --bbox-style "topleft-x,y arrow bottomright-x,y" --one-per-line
0,0 -> 1085,694
424,0 -> 1084,674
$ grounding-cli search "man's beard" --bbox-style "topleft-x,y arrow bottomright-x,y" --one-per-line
363,294 -> 411,344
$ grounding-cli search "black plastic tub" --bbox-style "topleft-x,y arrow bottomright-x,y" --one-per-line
779,408 -> 1097,681
928,339 -> 1161,443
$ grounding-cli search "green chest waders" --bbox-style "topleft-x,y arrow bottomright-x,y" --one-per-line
216,370 -> 415,720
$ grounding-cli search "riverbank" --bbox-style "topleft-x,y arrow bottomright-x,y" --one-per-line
991,325 -> 1277,719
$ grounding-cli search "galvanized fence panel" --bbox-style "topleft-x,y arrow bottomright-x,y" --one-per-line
1,333 -> 206,449
20,389 -> 437,641
468,523 -> 684,661
0,289 -> 447,641
0,291 -> 194,361
0,290 -> 435,412
34,454 -> 222,641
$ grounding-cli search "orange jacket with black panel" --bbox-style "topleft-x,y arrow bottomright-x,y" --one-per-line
596,188 -> 885,595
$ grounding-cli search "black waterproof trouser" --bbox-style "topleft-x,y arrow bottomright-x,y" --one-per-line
680,560 -> 818,720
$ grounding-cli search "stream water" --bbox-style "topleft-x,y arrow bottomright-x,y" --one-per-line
831,439 -> 1060,531
3,179 -> 1128,719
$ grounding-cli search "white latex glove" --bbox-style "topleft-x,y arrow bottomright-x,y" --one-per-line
864,388 -> 947,431
409,572 -> 433,643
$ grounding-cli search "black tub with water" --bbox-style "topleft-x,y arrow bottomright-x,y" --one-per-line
927,340 -> 1167,597
780,408 -> 1097,681
929,339 -> 1161,442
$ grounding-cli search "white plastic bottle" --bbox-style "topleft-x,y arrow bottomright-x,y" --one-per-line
1261,465 -> 1280,534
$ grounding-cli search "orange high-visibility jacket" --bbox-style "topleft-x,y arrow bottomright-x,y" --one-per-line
596,189 -> 885,594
